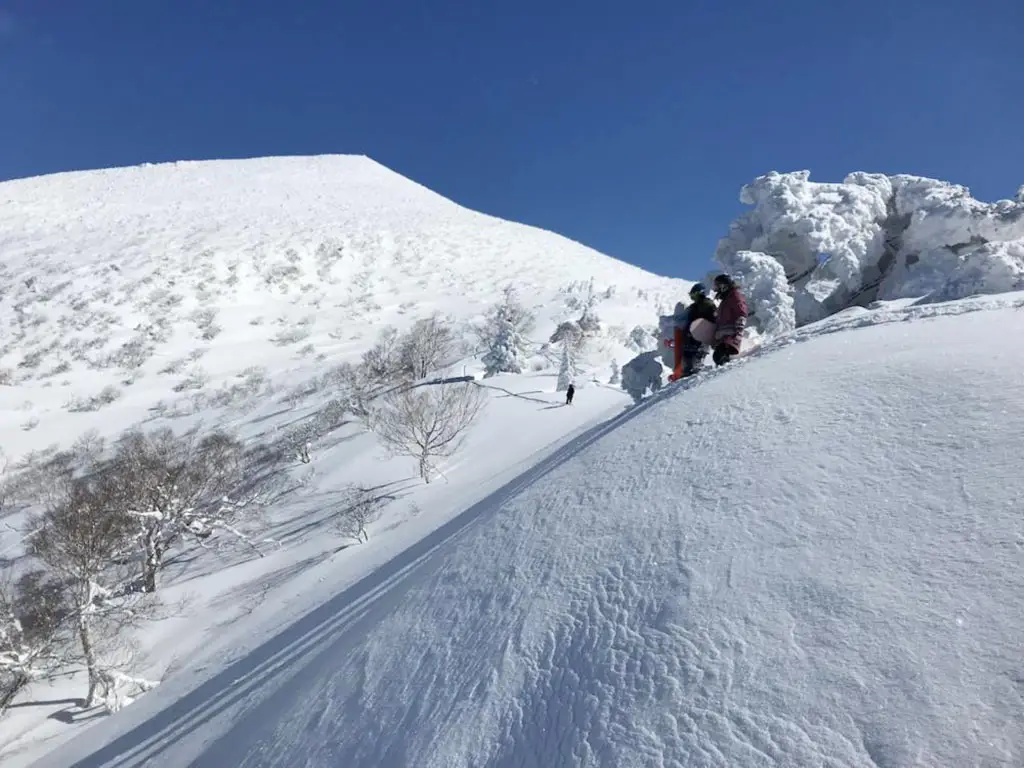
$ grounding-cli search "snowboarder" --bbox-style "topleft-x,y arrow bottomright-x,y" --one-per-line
565,383 -> 575,405
711,274 -> 748,366
666,284 -> 718,381
680,283 -> 717,377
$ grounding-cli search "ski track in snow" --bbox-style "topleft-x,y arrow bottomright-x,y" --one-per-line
35,303 -> 1024,768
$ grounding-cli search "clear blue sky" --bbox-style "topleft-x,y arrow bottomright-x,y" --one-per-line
1,0 -> 1021,279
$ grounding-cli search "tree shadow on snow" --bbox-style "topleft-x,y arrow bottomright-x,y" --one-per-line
55,385 -> 685,768
8,697 -> 82,710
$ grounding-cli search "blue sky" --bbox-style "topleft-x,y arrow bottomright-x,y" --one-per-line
1,0 -> 1021,279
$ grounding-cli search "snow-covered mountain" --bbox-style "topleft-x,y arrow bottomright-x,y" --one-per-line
1,158 -> 1022,767
0,155 -> 688,461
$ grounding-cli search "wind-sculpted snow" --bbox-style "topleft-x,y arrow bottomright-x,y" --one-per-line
716,170 -> 1024,326
40,299 -> 1024,768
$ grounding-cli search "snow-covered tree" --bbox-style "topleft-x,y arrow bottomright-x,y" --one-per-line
26,473 -> 157,710
362,326 -> 402,384
549,320 -> 582,347
479,286 -> 534,377
368,382 -> 487,483
108,427 -> 258,594
398,312 -> 458,380
608,359 -> 620,385
0,571 -> 68,715
556,340 -> 578,392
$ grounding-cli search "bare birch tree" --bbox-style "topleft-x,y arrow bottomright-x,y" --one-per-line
398,313 -> 458,380
26,473 -> 156,709
108,427 -> 258,593
368,382 -> 486,483
0,570 -> 70,715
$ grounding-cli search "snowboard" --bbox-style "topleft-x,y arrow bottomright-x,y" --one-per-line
690,318 -> 717,345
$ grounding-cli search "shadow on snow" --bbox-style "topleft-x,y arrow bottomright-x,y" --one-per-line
58,373 -> 692,768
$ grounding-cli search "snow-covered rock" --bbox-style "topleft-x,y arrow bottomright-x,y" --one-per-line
716,170 -> 1024,325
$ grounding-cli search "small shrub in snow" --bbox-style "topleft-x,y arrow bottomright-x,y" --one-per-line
368,382 -> 486,483
332,485 -> 395,543
277,398 -> 351,464
201,323 -> 223,341
159,358 -> 187,375
102,335 -> 155,370
48,360 -> 72,377
270,326 -> 312,346
21,417 -> 39,432
17,350 -> 44,370
67,385 -> 122,412
0,369 -> 12,386
172,367 -> 208,392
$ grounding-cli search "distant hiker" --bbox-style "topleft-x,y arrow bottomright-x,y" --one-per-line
565,383 -> 575,405
680,283 -> 717,377
711,274 -> 748,366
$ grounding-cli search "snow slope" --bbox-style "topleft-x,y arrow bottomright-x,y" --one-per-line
0,155 -> 687,461
0,156 -> 689,762
32,292 -> 1024,768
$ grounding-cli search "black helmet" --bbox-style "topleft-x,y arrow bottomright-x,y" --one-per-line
689,282 -> 707,298
713,274 -> 734,295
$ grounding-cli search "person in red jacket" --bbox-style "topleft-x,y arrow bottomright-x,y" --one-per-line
711,274 -> 748,366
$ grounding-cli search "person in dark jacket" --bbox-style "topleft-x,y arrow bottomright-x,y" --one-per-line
680,282 -> 717,377
565,383 -> 575,405
711,274 -> 748,366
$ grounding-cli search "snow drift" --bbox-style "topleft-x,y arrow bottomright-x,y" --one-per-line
715,170 -> 1024,327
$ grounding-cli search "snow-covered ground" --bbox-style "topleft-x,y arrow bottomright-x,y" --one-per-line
2,156 -> 1022,767
22,289 -> 1024,768
0,156 -> 687,764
